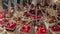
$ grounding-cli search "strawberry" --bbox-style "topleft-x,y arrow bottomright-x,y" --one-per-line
0,14 -> 3,19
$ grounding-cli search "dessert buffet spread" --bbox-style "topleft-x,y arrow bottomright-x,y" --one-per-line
0,0 -> 60,34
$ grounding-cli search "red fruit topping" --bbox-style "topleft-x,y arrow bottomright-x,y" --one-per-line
3,18 -> 9,22
0,14 -> 3,19
32,16 -> 37,19
5,22 -> 16,29
50,25 -> 60,32
24,26 -> 30,32
20,26 -> 30,33
36,27 -> 47,34
0,21 -> 3,25
37,16 -> 42,19
37,27 -> 46,33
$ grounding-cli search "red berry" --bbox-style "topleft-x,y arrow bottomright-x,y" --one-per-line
37,16 -> 42,19
32,16 -> 37,19
0,14 -> 3,19
10,22 -> 16,28
22,26 -> 25,30
24,26 -> 30,32
5,22 -> 17,29
38,27 -> 46,33
20,26 -> 25,32
3,18 -> 9,22
0,21 -> 3,25
20,26 -> 30,33
50,25 -> 60,32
